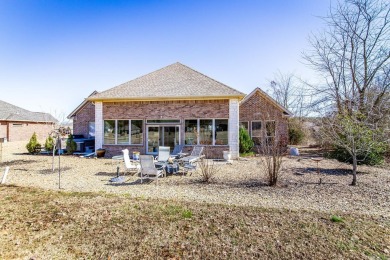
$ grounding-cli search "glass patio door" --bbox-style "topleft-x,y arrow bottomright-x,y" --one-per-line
147,125 -> 180,154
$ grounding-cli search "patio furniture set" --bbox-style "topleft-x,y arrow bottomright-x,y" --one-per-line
110,145 -> 204,183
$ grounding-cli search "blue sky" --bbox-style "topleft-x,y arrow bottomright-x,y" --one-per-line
0,0 -> 331,120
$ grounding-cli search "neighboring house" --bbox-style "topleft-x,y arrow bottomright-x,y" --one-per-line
239,88 -> 292,147
0,100 -> 57,142
68,62 -> 291,158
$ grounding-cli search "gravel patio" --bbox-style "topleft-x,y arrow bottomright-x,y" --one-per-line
1,141 -> 389,218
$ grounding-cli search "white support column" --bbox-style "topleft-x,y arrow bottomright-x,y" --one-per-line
95,102 -> 103,152
229,99 -> 240,159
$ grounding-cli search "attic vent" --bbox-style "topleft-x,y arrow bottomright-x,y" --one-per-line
12,123 -> 23,127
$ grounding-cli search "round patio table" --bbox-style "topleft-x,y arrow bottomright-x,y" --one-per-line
165,163 -> 179,174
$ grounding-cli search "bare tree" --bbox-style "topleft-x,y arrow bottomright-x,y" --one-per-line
303,0 -> 390,185
269,71 -> 311,118
303,0 -> 390,118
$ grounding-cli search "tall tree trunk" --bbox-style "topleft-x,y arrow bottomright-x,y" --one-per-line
351,155 -> 357,186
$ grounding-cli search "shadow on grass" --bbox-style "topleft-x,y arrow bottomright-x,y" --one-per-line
0,159 -> 38,167
292,167 -> 365,176
105,178 -> 154,186
38,167 -> 72,175
95,171 -> 121,177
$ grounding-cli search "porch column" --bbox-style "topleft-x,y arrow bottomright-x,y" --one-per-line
95,101 -> 103,152
229,98 -> 239,159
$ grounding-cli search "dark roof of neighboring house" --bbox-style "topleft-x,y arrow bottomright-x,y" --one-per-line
88,62 -> 245,101
241,88 -> 293,116
67,91 -> 98,119
0,100 -> 57,123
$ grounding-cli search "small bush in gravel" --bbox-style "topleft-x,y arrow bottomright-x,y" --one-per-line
288,119 -> 305,145
239,127 -> 254,153
198,157 -> 220,183
258,139 -> 284,186
44,135 -> 55,152
197,148 -> 220,183
26,132 -> 41,154
66,134 -> 77,155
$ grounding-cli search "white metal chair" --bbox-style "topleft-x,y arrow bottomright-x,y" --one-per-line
140,155 -> 164,183
180,146 -> 204,165
156,146 -> 171,163
122,149 -> 141,175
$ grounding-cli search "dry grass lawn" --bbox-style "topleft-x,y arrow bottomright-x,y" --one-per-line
1,185 -> 389,259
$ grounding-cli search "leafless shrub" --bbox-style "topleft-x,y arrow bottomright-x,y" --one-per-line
257,139 -> 285,186
197,149 -> 220,183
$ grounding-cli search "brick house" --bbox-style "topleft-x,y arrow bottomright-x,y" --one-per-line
68,63 -> 291,158
239,88 -> 292,147
0,100 -> 57,142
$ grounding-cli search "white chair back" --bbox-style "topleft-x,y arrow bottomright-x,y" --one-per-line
122,149 -> 132,169
157,146 -> 170,162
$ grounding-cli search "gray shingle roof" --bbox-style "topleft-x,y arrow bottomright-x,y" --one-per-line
89,62 -> 245,101
0,100 -> 57,123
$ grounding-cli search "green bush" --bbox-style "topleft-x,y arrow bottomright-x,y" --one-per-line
327,145 -> 386,166
26,132 -> 41,154
239,127 -> 254,153
288,119 -> 305,145
44,135 -> 55,152
66,134 -> 77,155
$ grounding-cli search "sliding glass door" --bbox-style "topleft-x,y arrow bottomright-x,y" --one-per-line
146,125 -> 180,154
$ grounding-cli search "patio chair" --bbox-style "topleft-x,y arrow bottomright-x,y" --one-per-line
156,146 -> 170,163
170,144 -> 184,159
179,146 -> 204,165
122,149 -> 141,175
140,155 -> 164,183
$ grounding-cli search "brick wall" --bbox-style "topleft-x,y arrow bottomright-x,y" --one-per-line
72,102 -> 95,138
0,122 -> 6,139
103,100 -> 229,119
5,121 -> 55,142
100,100 -> 230,158
239,91 -> 289,146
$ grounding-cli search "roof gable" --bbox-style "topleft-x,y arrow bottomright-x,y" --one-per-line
241,88 -> 293,116
67,91 -> 98,118
0,100 -> 57,123
89,62 -> 245,101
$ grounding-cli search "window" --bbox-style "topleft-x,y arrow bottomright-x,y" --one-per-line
185,120 -> 198,145
199,119 -> 213,145
184,119 -> 229,145
239,121 -> 249,131
265,121 -> 276,145
104,120 -> 143,145
131,120 -> 143,144
117,120 -> 129,144
251,121 -> 262,145
215,119 -> 228,145
88,122 -> 95,137
104,120 -> 116,144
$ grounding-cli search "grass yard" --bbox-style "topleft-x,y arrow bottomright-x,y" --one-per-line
1,185 -> 389,259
